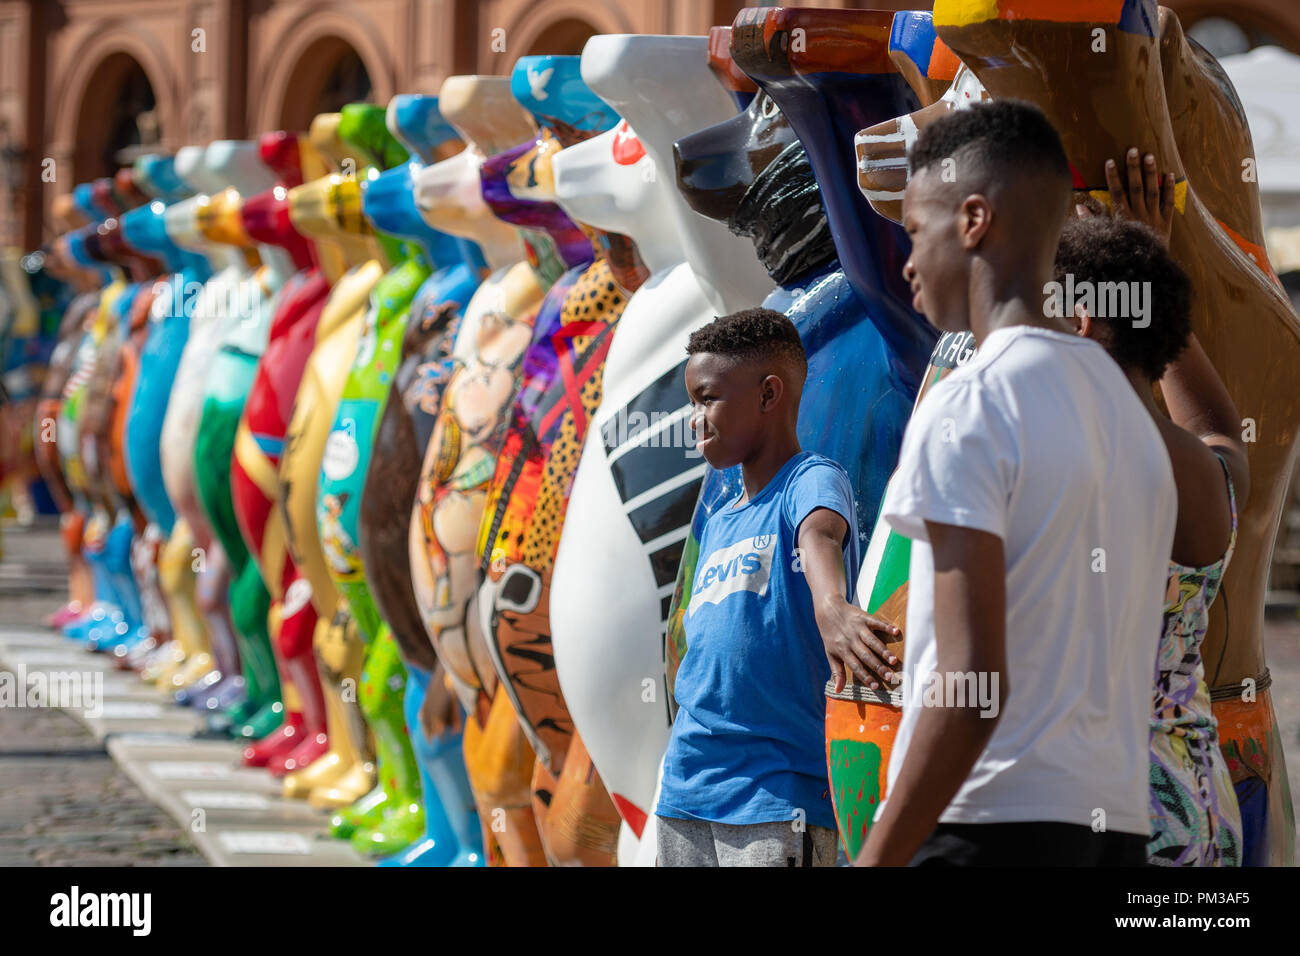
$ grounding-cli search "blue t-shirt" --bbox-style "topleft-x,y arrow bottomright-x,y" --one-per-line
657,451 -> 860,831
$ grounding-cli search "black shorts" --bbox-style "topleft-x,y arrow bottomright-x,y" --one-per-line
909,821 -> 1148,866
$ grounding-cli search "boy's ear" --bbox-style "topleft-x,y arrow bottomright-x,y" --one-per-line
959,194 -> 993,250
760,373 -> 785,412
1072,301 -> 1091,338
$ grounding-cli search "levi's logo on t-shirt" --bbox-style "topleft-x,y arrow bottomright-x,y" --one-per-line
688,533 -> 776,616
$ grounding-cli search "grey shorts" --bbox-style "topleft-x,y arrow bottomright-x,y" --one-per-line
655,815 -> 839,867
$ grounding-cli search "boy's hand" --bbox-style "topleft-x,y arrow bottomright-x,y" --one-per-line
816,595 -> 901,694
1075,147 -> 1175,246
798,506 -> 902,694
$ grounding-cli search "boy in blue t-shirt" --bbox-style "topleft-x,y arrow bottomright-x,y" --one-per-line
655,308 -> 900,866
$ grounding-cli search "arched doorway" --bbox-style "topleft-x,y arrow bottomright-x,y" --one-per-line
525,17 -> 600,56
71,52 -> 158,182
276,36 -> 374,132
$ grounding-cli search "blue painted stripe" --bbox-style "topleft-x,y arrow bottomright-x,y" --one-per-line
890,11 -> 937,76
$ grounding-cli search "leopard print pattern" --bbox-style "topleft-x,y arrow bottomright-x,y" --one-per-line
479,258 -> 626,771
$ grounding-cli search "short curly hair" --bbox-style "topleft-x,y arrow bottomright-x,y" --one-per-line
1053,216 -> 1192,381
909,99 -> 1071,186
685,307 -> 807,376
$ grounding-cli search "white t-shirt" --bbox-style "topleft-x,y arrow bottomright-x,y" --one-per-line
877,325 -> 1175,835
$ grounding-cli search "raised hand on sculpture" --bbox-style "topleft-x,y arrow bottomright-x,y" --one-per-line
1104,149 -> 1176,245
1072,146 -> 1251,519
1075,147 -> 1176,247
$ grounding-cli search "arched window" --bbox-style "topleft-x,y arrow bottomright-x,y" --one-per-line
276,37 -> 373,132
72,52 -> 157,181
525,17 -> 599,56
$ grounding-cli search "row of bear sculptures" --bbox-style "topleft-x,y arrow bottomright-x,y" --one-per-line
9,3 -> 1295,866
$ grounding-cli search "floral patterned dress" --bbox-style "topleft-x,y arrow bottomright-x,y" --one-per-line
1148,455 -> 1243,865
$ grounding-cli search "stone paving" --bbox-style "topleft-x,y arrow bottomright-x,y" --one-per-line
0,520 -> 206,867
0,704 -> 207,866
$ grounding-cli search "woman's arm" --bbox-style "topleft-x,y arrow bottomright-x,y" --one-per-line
1093,148 -> 1251,507
1159,334 -> 1250,508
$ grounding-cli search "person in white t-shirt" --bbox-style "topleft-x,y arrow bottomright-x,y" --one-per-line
852,100 -> 1176,866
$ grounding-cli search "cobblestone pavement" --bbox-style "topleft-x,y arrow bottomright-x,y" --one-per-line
0,520 -> 206,867
0,706 -> 207,866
